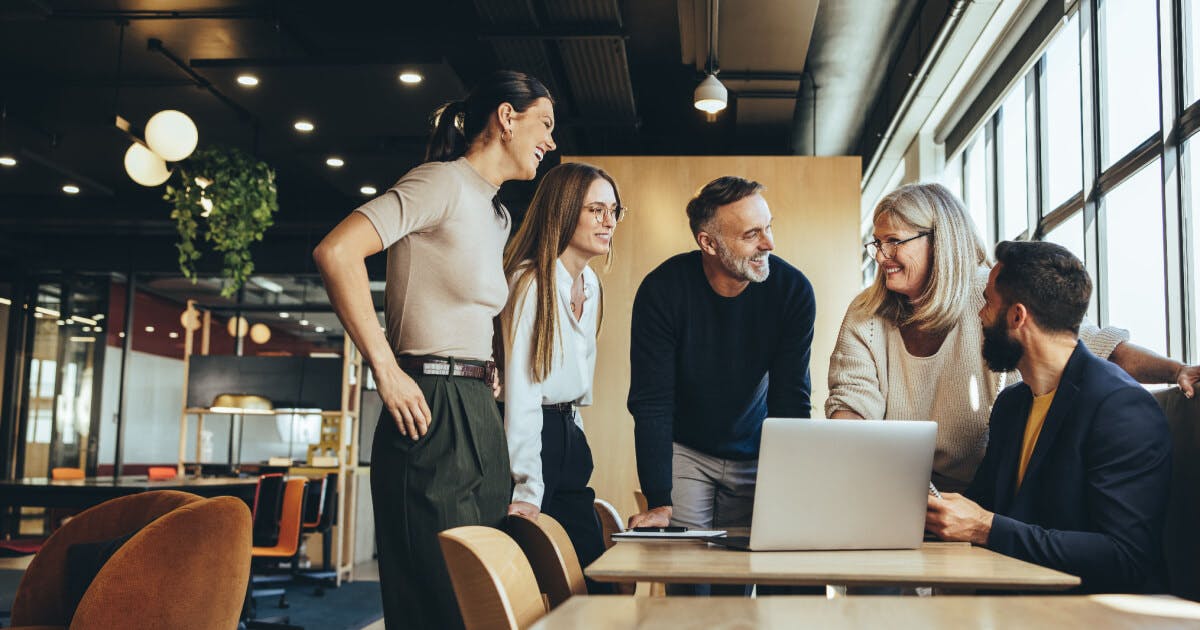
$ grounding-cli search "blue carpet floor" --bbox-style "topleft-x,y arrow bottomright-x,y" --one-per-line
1,568 -> 382,630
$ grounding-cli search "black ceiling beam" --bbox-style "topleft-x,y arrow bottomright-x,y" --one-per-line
146,38 -> 258,125
716,72 -> 805,81
479,29 -> 627,41
735,91 -> 798,99
18,148 -> 114,196
48,9 -> 271,21
558,117 -> 641,128
190,55 -> 445,69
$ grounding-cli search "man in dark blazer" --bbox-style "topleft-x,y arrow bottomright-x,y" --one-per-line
925,240 -> 1171,594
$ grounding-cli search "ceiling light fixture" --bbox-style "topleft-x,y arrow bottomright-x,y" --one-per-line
0,105 -> 15,168
314,326 -> 326,333
693,0 -> 728,117
360,185 -> 377,195
144,110 -> 198,162
299,319 -> 309,326
279,312 -> 290,318
293,120 -> 314,132
124,142 -> 171,186
62,184 -> 80,195
237,74 -> 260,87
326,157 -> 344,168
398,72 -> 423,84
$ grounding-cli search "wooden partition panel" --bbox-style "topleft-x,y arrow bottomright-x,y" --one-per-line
562,156 -> 862,519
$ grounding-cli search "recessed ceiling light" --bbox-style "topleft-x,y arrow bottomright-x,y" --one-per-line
315,326 -> 326,333
237,74 -> 259,87
119,331 -> 125,338
62,184 -> 80,194
299,319 -> 310,326
0,156 -> 16,167
144,325 -> 155,332
325,157 -> 344,168
293,120 -> 315,132
279,312 -> 290,318
360,185 -> 377,195
398,72 -> 423,84
169,331 -> 179,338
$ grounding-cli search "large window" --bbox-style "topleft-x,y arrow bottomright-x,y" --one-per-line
1098,0 -> 1160,168
1103,160 -> 1167,354
1045,15 -> 1084,209
1185,0 -> 1200,107
963,134 -> 991,241
939,0 -> 1200,360
999,84 -> 1030,240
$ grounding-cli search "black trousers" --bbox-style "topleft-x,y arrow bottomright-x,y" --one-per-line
371,365 -> 510,630
539,406 -> 613,594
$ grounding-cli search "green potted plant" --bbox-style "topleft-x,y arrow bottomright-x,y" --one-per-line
166,146 -> 278,297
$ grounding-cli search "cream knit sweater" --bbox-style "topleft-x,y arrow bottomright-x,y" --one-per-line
825,267 -> 1128,492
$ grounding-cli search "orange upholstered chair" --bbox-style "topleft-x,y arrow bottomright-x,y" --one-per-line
50,467 -> 84,480
147,466 -> 177,481
9,490 -> 252,630
252,478 -> 307,559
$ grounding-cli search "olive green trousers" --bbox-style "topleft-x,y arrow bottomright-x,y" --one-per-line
370,367 -> 510,630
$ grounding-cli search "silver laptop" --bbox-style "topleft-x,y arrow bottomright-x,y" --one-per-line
710,418 -> 937,551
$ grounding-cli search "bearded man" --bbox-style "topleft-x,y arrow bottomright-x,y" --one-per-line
926,240 -> 1171,594
625,176 -> 816,595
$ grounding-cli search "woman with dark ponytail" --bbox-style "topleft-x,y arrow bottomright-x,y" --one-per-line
314,70 -> 555,630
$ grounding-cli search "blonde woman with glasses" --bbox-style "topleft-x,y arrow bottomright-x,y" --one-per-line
499,162 -> 623,592
827,182 -> 1199,493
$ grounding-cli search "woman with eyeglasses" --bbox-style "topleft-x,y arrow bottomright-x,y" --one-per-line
827,182 -> 1198,493
499,162 -> 623,590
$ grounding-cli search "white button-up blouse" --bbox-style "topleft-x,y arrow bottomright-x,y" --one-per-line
502,259 -> 600,507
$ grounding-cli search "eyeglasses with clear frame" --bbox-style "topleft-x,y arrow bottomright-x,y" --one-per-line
583,203 -> 628,224
864,231 -> 932,259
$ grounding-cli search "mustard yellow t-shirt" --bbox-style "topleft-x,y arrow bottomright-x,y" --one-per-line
1017,389 -> 1057,489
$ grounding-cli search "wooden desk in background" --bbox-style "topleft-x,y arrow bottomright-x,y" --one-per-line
530,596 -> 1200,629
585,540 -> 1080,591
0,476 -> 259,536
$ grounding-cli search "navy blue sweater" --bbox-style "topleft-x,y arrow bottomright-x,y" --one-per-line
627,251 -> 816,508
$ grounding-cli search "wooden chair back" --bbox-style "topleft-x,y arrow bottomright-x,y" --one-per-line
592,498 -> 623,549
505,514 -> 585,609
438,526 -> 546,630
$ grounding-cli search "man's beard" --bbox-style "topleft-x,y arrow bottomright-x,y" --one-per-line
981,312 -> 1024,373
713,236 -> 770,283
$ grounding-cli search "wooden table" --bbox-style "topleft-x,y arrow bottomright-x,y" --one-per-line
585,541 -> 1080,591
530,595 -> 1200,629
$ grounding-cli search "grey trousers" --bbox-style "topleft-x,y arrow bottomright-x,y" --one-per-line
667,442 -> 756,596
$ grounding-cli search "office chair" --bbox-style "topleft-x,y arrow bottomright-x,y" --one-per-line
244,477 -> 308,629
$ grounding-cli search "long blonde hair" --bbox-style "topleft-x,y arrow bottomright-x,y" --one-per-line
499,163 -> 619,382
853,182 -> 988,333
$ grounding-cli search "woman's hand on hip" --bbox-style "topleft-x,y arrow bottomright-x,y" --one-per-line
377,362 -> 432,440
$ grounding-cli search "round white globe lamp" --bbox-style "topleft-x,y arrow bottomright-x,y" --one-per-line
124,143 -> 171,186
145,110 -> 198,161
